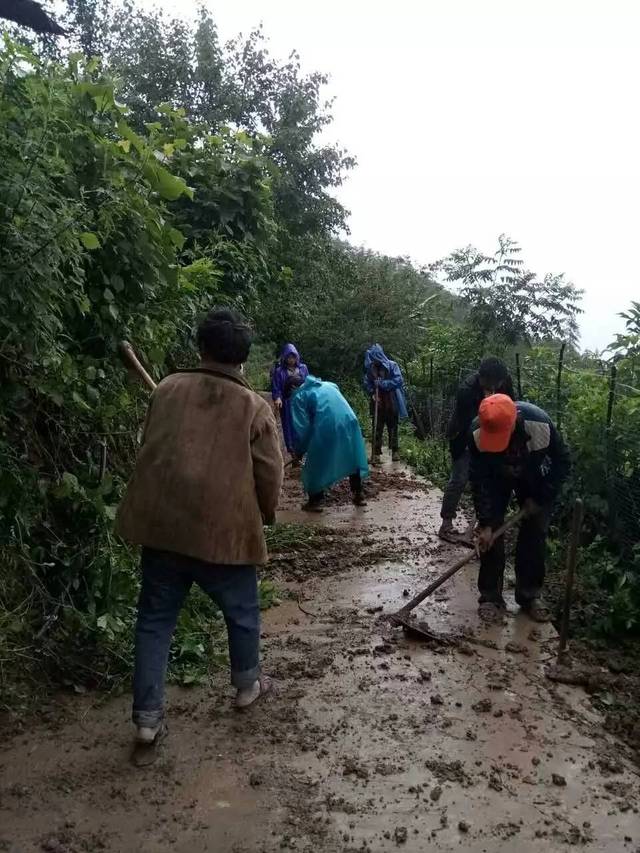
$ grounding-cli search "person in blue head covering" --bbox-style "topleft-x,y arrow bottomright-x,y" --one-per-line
290,375 -> 369,511
363,344 -> 408,463
271,343 -> 309,459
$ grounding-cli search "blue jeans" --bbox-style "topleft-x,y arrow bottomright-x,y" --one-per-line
133,548 -> 261,727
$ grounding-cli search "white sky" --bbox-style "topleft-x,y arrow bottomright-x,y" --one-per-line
157,0 -> 639,352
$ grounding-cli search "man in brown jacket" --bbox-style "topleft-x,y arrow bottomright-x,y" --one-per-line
116,308 -> 283,759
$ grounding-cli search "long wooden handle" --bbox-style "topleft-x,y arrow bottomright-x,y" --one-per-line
394,508 -> 528,619
118,340 -> 157,392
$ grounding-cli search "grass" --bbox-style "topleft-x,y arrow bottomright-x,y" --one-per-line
399,431 -> 451,488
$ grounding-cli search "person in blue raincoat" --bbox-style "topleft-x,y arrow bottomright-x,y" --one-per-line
290,375 -> 369,511
363,344 -> 408,463
271,343 -> 309,459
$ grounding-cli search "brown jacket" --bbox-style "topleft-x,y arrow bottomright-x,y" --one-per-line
116,364 -> 283,565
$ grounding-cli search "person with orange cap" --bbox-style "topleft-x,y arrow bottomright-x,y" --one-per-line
469,394 -> 570,621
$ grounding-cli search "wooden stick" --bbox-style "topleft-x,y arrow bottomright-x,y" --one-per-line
391,508 -> 527,620
118,340 -> 157,392
371,386 -> 379,462
557,498 -> 584,664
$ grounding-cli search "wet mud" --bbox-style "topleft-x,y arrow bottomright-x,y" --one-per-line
1,460 -> 638,852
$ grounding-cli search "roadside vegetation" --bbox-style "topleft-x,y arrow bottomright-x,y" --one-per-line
0,2 -> 638,712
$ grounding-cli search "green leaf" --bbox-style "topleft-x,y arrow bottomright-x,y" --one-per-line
104,505 -> 117,521
143,161 -> 193,201
169,227 -> 186,250
72,391 -> 91,411
80,232 -> 101,251
58,471 -> 81,498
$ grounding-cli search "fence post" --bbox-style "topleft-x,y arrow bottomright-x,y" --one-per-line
441,380 -> 447,467
605,363 -> 618,539
429,355 -> 434,435
556,342 -> 566,427
606,363 -> 617,428
515,352 -> 523,398
402,359 -> 427,440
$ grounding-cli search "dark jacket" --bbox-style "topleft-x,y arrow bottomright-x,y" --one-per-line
447,372 -> 516,460
468,401 -> 571,527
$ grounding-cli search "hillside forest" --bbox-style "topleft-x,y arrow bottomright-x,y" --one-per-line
1,0 -> 639,710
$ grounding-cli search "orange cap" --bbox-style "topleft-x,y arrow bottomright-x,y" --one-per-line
478,394 -> 517,452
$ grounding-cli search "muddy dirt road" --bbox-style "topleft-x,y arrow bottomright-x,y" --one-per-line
1,464 -> 638,852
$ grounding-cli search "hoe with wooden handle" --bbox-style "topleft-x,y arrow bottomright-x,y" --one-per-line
389,508 -> 528,637
118,340 -> 157,392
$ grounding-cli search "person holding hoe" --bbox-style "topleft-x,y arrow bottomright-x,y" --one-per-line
469,393 -> 570,622
289,374 -> 369,511
272,343 -> 309,462
363,344 -> 408,464
116,308 -> 283,764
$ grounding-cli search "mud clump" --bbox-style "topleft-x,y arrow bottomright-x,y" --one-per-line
472,698 -> 492,713
342,758 -> 369,781
552,773 -> 567,787
597,755 -> 624,776
425,758 -> 474,788
249,770 -> 264,787
505,641 -> 529,656
393,826 -> 408,845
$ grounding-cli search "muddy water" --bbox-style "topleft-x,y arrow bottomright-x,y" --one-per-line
1,461 -> 638,852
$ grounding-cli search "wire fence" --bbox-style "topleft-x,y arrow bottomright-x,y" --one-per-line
404,350 -> 640,556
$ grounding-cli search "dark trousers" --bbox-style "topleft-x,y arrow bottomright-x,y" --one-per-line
440,450 -> 470,520
309,472 -> 362,505
478,493 -> 551,606
133,548 -> 260,727
374,410 -> 399,454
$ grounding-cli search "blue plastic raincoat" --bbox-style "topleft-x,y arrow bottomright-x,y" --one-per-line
291,376 -> 369,496
271,343 -> 309,451
363,344 -> 408,418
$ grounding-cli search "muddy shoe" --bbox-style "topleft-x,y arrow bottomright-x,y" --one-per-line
438,520 -> 462,542
370,454 -> 382,466
131,723 -> 166,768
521,599 -> 551,623
235,675 -> 274,710
391,451 -> 401,462
478,601 -> 506,622
353,492 -> 367,507
302,501 -> 324,513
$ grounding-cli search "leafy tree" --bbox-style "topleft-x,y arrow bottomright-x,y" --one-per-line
0,39 -> 275,690
432,234 -> 584,350
609,301 -> 640,362
58,1 -> 354,239
258,239 -> 443,378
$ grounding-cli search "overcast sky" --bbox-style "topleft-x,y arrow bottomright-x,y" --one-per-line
157,0 -> 638,351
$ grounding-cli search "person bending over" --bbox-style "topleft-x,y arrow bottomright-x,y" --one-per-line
469,394 -> 570,622
290,375 -> 369,510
